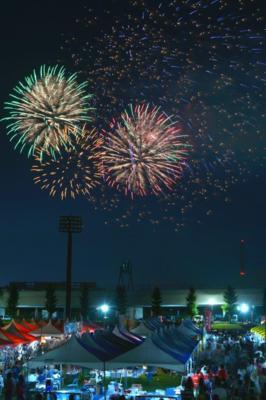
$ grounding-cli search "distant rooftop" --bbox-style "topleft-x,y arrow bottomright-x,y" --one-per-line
8,281 -> 97,290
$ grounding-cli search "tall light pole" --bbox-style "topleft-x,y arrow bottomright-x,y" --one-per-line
59,216 -> 82,321
240,239 -> 246,277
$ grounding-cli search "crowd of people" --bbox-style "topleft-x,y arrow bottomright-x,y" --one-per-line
181,331 -> 266,399
0,364 -> 26,400
0,325 -> 265,399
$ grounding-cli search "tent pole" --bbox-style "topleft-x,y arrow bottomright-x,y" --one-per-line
125,368 -> 128,389
103,361 -> 106,400
60,363 -> 63,389
26,361 -> 29,399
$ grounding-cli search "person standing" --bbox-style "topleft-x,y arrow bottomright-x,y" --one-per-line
16,374 -> 25,400
181,377 -> 195,400
0,370 -> 4,395
4,372 -> 15,400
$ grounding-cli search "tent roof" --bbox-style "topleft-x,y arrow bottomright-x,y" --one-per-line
0,329 -> 13,346
0,329 -> 13,344
113,326 -> 143,344
160,330 -> 196,353
5,320 -> 30,334
0,338 -> 11,346
31,321 -> 63,337
81,333 -> 114,361
120,327 -> 143,342
2,321 -> 36,343
107,337 -> 186,372
89,333 -> 120,357
29,335 -> 103,368
131,321 -> 154,337
152,334 -> 194,364
93,332 -> 135,356
112,325 -> 142,344
182,319 -> 202,334
144,319 -> 162,330
20,319 -> 38,332
177,324 -> 199,338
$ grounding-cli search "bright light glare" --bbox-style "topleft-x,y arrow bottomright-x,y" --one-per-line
100,304 -> 109,313
239,303 -> 249,313
207,298 -> 216,306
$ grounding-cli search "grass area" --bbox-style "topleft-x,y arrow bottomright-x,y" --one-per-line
105,371 -> 181,391
63,369 -> 181,391
211,322 -> 243,331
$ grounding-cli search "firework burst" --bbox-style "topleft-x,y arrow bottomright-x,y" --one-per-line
3,65 -> 93,159
31,127 -> 103,200
102,104 -> 189,197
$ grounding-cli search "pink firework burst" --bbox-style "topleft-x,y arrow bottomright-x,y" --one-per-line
102,104 -> 190,197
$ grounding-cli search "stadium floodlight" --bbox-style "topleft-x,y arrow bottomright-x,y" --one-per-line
100,304 -> 110,314
59,216 -> 82,320
239,303 -> 249,313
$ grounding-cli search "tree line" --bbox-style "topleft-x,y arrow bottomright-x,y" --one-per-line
150,285 -> 266,322
2,283 -> 266,322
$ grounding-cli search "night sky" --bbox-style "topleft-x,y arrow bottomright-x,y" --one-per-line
0,0 -> 265,289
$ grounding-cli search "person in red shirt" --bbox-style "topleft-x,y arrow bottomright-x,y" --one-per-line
218,364 -> 228,382
192,369 -> 204,387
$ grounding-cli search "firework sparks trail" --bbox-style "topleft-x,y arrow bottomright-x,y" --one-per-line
3,65 -> 93,159
102,104 -> 190,197
31,126 -> 103,200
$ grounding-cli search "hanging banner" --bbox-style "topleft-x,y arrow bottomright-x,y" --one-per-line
205,308 -> 212,331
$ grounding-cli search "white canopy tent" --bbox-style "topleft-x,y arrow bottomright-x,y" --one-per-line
31,321 -> 63,338
182,319 -> 202,335
29,335 -> 103,369
112,326 -> 140,343
176,323 -> 199,338
107,337 -> 187,372
130,322 -> 153,337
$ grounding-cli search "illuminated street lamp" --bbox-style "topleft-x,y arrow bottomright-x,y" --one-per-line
98,304 -> 110,331
207,298 -> 217,314
207,298 -> 216,307
238,303 -> 249,314
237,303 -> 250,322
99,304 -> 110,318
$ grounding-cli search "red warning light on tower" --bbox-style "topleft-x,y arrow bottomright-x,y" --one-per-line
240,239 -> 246,277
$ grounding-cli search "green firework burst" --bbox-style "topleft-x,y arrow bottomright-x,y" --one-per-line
2,65 -> 93,159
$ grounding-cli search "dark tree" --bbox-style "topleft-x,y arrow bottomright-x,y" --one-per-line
186,287 -> 198,317
45,284 -> 57,319
223,285 -> 238,321
80,283 -> 90,320
151,287 -> 162,316
6,283 -> 19,318
115,285 -> 127,315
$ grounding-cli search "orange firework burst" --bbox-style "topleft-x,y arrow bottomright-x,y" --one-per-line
31,126 -> 103,200
102,104 -> 190,197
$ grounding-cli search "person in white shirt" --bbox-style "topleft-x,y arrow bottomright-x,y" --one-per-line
0,371 -> 4,395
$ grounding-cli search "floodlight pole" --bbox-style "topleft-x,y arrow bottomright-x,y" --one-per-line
66,230 -> 72,321
59,216 -> 82,321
